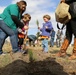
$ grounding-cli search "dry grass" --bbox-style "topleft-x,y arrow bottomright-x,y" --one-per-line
0,42 -> 76,75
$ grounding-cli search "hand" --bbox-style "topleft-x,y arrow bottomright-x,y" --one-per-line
38,27 -> 40,29
21,32 -> 25,34
45,26 -> 48,29
24,26 -> 29,30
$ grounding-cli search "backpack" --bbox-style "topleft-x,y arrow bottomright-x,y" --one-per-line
55,2 -> 71,24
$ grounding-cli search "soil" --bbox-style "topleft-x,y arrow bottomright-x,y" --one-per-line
0,44 -> 76,75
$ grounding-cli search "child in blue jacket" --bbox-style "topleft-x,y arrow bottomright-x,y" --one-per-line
38,14 -> 53,53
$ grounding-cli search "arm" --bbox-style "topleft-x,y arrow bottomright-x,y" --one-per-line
11,15 -> 29,31
61,0 -> 74,3
11,15 -> 24,28
65,0 -> 74,2
45,22 -> 53,31
17,27 -> 22,33
38,27 -> 43,31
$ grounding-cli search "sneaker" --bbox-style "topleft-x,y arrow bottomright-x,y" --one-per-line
68,54 -> 76,60
56,52 -> 66,57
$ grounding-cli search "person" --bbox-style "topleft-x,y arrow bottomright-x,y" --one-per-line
18,13 -> 31,50
27,35 -> 37,47
56,29 -> 63,47
50,28 -> 55,47
56,0 -> 76,60
38,14 -> 53,53
0,1 -> 27,55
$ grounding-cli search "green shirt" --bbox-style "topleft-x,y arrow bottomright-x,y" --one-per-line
0,4 -> 21,30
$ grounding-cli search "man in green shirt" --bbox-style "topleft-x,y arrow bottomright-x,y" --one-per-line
0,0 -> 27,54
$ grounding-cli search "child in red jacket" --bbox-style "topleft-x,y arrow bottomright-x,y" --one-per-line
18,13 -> 31,50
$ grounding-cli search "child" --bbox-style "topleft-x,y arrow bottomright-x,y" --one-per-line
38,14 -> 53,53
18,13 -> 31,51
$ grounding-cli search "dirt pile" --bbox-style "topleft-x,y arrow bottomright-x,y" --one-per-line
0,57 -> 69,75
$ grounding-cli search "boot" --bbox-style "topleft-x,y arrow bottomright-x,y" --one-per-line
69,38 -> 76,60
68,52 -> 76,60
56,39 -> 69,57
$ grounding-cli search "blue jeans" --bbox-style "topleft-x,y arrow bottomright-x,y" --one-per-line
50,37 -> 54,47
42,39 -> 48,52
0,20 -> 19,54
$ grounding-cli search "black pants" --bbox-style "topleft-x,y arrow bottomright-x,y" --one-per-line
66,18 -> 76,44
18,38 -> 24,46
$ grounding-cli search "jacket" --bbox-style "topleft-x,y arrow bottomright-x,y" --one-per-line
65,0 -> 75,3
0,4 -> 21,30
65,0 -> 76,18
40,21 -> 53,37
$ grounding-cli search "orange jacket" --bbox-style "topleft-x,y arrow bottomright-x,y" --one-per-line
18,33 -> 25,38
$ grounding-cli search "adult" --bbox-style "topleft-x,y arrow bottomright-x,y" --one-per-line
0,0 -> 27,55
56,0 -> 76,60
27,35 -> 37,47
50,29 -> 55,47
56,29 -> 63,47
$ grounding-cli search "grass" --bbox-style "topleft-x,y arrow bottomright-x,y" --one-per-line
0,54 -> 12,68
28,49 -> 36,62
0,41 -> 74,68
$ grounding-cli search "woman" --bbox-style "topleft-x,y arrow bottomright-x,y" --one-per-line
56,0 -> 76,60
0,1 -> 27,55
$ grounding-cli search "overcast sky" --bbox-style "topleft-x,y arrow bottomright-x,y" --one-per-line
0,0 -> 62,35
